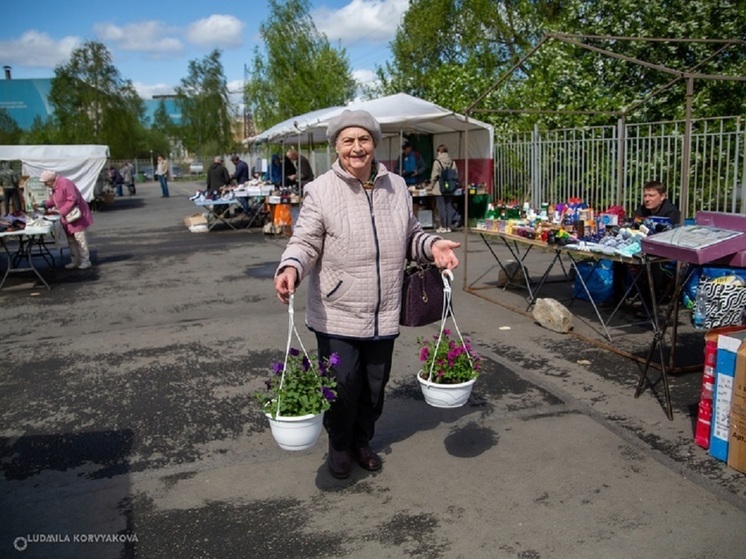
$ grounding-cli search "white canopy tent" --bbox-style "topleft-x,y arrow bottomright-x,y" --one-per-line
247,94 -> 494,186
0,144 -> 109,202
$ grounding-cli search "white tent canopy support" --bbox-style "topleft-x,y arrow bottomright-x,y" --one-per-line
0,144 -> 109,202
246,94 -> 494,187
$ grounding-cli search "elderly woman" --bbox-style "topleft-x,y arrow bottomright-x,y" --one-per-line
274,110 -> 460,478
39,170 -> 94,270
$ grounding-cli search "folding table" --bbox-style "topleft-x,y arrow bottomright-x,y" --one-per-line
0,223 -> 55,290
193,199 -> 241,231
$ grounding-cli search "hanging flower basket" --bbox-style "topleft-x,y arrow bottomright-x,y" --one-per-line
416,269 -> 480,409
417,372 -> 477,408
265,411 -> 324,451
254,295 -> 338,451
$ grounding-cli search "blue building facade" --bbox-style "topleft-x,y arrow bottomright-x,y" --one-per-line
0,78 -> 181,130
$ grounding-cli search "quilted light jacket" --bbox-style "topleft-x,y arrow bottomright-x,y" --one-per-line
277,160 -> 441,340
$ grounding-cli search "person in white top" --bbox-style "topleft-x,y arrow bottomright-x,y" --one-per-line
156,155 -> 170,198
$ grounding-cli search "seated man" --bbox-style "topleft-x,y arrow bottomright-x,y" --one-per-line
634,180 -> 680,225
628,180 -> 681,313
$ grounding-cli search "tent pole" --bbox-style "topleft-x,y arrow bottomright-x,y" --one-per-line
463,120 -> 470,292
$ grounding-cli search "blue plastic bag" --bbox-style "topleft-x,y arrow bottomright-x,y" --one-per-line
573,259 -> 614,303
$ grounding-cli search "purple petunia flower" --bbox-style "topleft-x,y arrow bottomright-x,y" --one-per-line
273,362 -> 284,375
419,347 -> 429,362
289,347 -> 300,356
322,387 -> 336,401
302,355 -> 311,372
318,360 -> 328,376
328,353 -> 341,367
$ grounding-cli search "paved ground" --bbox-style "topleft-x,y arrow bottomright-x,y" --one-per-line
1,180 -> 744,559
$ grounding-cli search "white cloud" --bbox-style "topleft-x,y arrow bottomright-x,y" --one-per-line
0,30 -> 79,68
186,15 -> 244,48
352,68 -> 379,89
313,0 -> 407,45
133,81 -> 176,99
94,21 -> 183,55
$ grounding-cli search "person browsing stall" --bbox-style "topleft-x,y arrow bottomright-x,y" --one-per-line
39,170 -> 93,270
230,154 -> 249,186
430,144 -> 459,233
0,160 -> 21,215
268,154 -> 284,186
206,156 -> 230,196
396,140 -> 426,186
285,148 -> 314,188
274,110 -> 460,479
230,154 -> 251,215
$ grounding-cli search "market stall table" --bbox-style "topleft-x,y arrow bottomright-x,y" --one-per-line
470,228 -> 662,341
0,222 -> 55,290
193,198 -> 243,231
234,192 -> 269,229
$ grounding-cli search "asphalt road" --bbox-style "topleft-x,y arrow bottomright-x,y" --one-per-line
1,180 -> 744,559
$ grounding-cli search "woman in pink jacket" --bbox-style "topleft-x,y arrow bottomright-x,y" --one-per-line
40,170 -> 94,269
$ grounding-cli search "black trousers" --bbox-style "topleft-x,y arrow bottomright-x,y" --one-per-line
316,334 -> 395,451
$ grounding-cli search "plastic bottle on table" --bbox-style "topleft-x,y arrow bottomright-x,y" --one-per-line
692,280 -> 708,330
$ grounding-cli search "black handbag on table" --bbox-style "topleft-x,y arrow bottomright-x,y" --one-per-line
400,263 -> 450,327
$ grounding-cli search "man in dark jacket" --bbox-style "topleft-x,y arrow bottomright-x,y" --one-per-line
230,154 -> 251,214
634,180 -> 680,225
206,156 -> 230,196
230,154 -> 249,185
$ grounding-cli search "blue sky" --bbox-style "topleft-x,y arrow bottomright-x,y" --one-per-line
0,0 -> 407,100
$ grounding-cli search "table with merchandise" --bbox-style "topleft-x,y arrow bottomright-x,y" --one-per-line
0,219 -> 57,290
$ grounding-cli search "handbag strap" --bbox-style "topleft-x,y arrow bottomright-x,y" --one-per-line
425,269 -> 476,383
276,294 -> 311,418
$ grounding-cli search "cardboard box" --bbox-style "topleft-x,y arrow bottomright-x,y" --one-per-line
184,214 -> 207,228
732,343 -> 746,411
695,212 -> 746,266
728,405 -> 746,473
710,330 -> 746,461
641,225 -> 746,265
417,209 -> 433,228
696,211 -> 746,232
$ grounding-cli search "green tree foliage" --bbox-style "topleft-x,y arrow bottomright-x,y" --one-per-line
377,0 -> 559,112
0,108 -> 22,144
379,0 -> 745,131
48,40 -> 145,156
175,49 -> 232,155
152,100 -> 174,137
245,0 -> 356,130
22,116 -> 59,145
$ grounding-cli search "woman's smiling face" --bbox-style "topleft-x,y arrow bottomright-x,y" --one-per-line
335,126 -> 374,180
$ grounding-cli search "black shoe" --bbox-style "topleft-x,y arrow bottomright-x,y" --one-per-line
353,446 -> 382,471
328,443 -> 351,479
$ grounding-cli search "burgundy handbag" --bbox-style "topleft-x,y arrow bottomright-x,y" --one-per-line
400,264 -> 448,327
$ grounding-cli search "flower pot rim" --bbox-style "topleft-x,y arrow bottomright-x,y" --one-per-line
417,370 -> 478,387
265,411 -> 322,422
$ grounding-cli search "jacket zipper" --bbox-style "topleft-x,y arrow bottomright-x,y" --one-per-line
364,185 -> 382,338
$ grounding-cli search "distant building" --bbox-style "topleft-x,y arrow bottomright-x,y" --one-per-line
0,72 -> 181,130
0,77 -> 53,129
